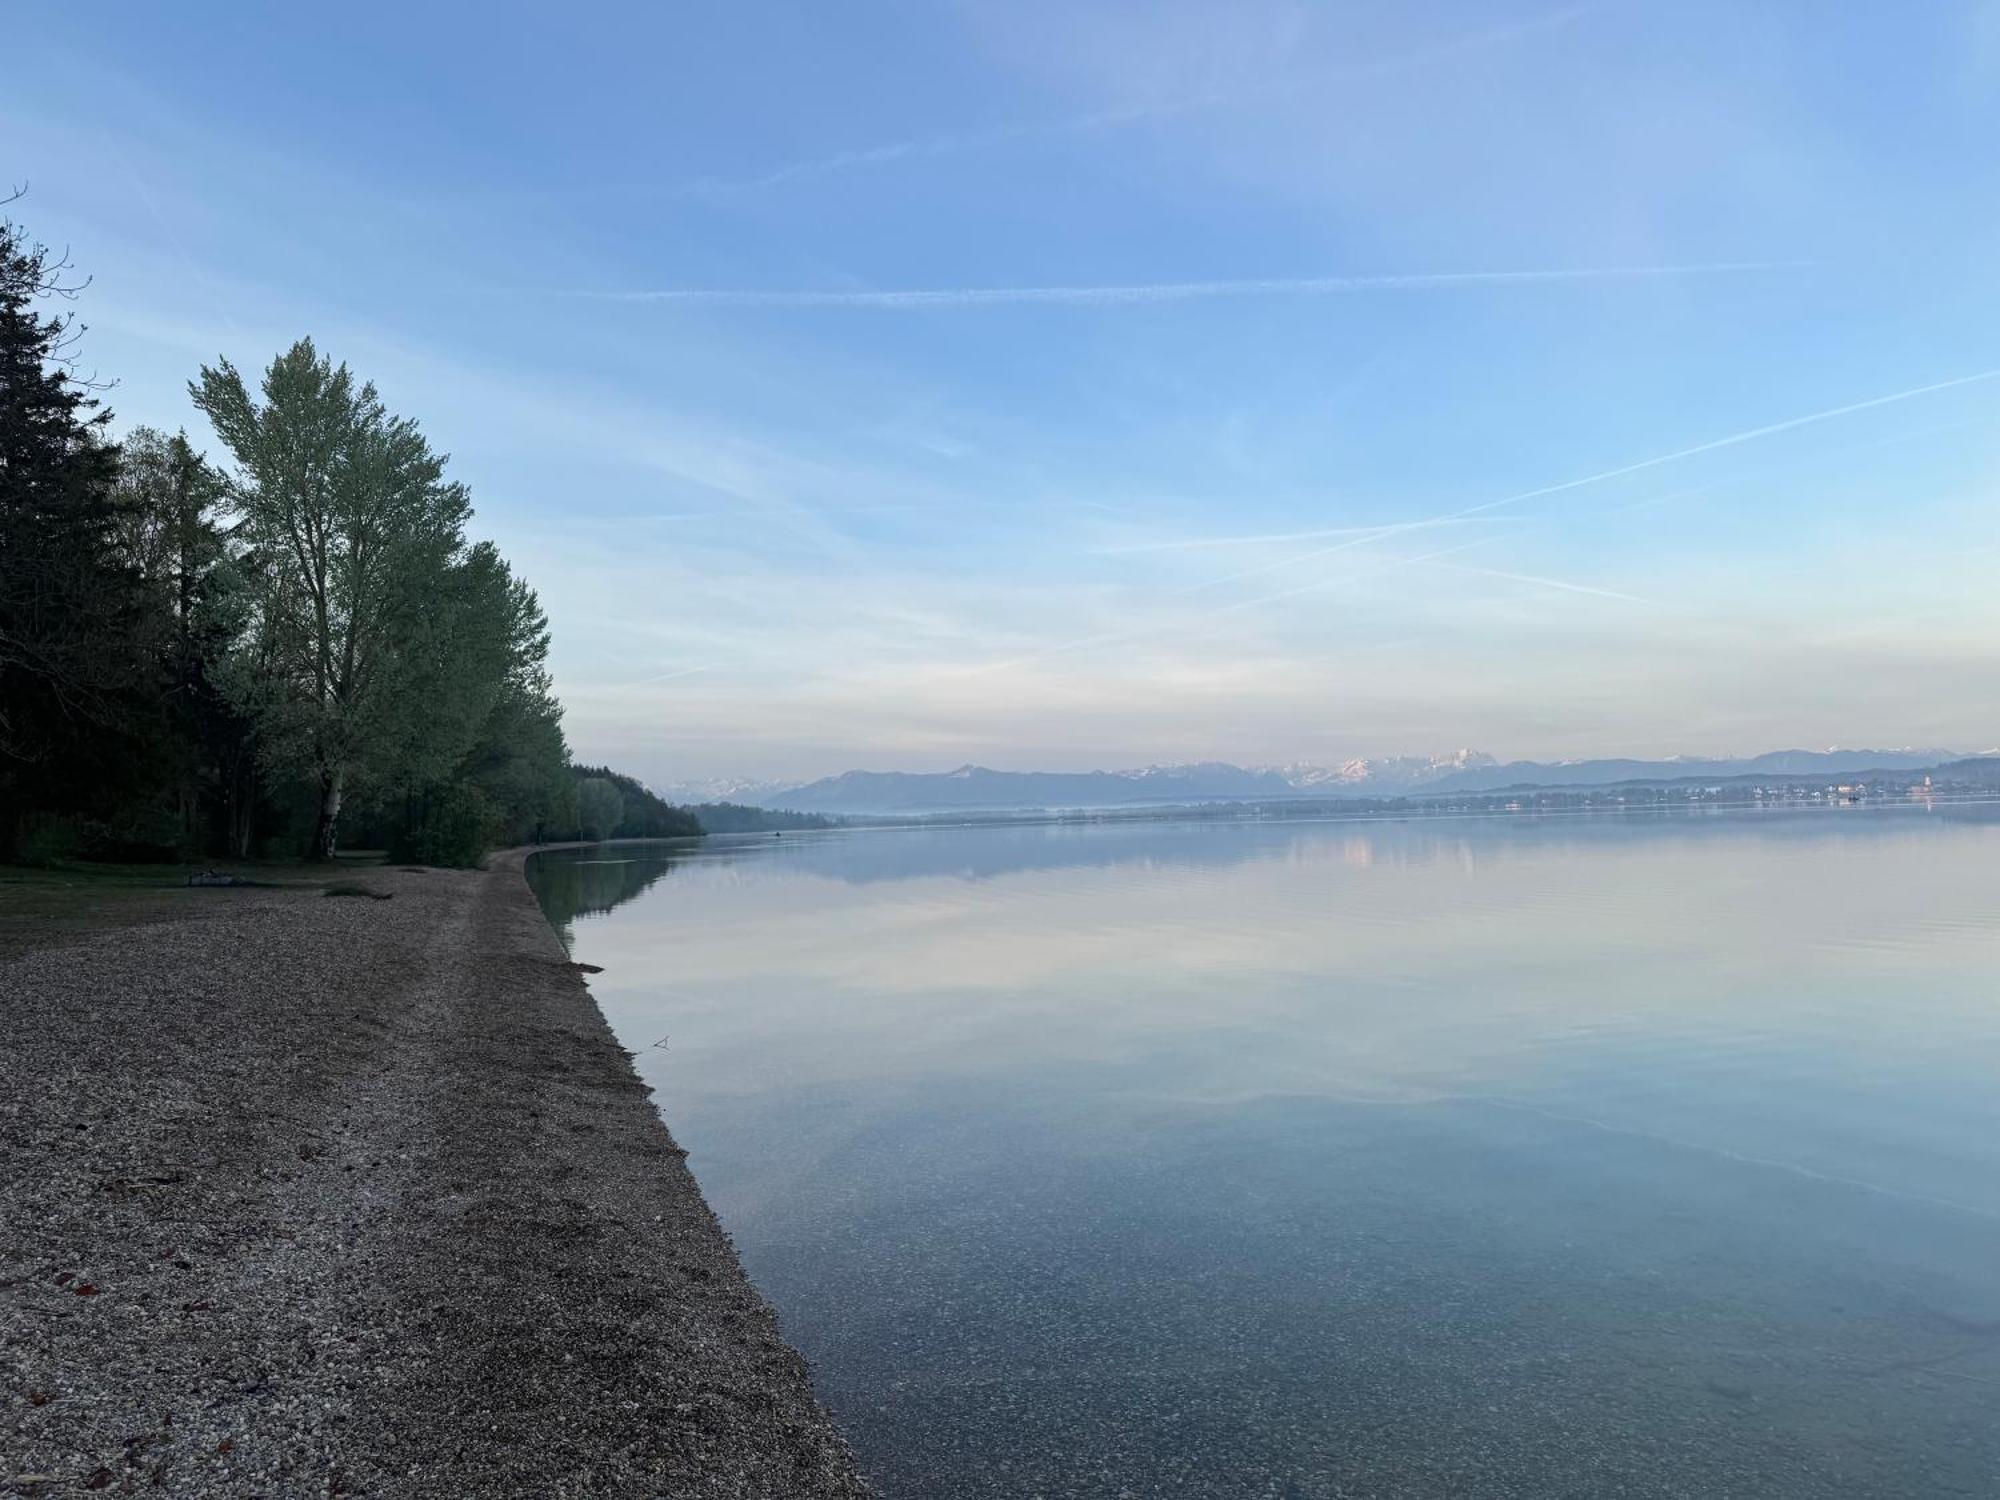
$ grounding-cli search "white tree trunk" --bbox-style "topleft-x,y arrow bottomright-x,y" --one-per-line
310,772 -> 343,863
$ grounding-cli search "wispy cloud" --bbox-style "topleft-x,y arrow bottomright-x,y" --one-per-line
1425,560 -> 1648,603
1433,367 -> 2000,528
1167,517 -> 1471,596
986,539 -> 1494,671
1195,541 -> 1495,623
1148,365 -> 2000,598
564,262 -> 1807,311
1098,519 -> 1488,553
1014,365 -> 1997,676
681,110 -> 1143,195
625,664 -> 719,686
1611,412 -> 2000,514
637,503 -> 944,523
682,2 -> 1610,195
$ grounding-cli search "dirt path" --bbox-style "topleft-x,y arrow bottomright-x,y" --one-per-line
1,853 -> 869,1498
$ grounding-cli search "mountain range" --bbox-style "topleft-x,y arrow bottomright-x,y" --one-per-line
656,747 -> 1964,817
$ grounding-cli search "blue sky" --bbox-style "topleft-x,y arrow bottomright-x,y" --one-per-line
11,2 -> 2000,781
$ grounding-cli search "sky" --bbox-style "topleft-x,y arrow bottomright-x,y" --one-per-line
10,2 -> 2000,785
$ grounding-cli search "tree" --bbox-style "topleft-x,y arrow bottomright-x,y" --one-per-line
686,801 -> 832,833
110,427 -> 246,852
3,225 -> 582,868
569,765 -> 701,838
576,776 -> 625,842
374,542 -> 573,863
0,201 -> 152,858
452,555 -> 573,845
192,339 -> 471,860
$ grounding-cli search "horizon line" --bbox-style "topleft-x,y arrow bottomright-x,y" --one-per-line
647,743 -> 1989,789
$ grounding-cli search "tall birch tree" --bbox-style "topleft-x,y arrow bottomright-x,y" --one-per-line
192,339 -> 469,860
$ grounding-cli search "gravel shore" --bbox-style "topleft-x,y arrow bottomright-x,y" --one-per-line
1,852 -> 870,1498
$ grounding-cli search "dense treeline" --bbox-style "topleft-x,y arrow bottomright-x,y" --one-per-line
0,201 -> 635,866
687,801 -> 834,833
569,765 -> 703,841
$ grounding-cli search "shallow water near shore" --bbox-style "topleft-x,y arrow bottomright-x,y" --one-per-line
531,807 -> 2000,1497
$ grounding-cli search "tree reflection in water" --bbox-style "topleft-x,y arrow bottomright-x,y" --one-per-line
529,844 -> 691,948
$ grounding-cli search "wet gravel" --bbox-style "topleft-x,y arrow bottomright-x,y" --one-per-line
1,854 -> 869,1498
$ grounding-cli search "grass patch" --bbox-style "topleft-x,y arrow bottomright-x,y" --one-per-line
0,867 -> 226,960
0,851 -> 392,957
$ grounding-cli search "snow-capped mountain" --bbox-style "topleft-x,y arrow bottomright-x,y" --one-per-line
1267,750 -> 1498,794
745,754 -> 1513,814
651,775 -> 801,806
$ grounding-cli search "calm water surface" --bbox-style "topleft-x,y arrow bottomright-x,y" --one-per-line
531,808 -> 2000,1498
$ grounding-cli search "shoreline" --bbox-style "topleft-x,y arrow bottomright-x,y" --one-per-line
2,852 -> 868,1497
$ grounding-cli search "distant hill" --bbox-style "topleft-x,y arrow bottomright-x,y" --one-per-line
654,774 -> 801,807
1423,747 -> 1960,795
767,762 -> 1295,815
1928,756 -> 2000,787
688,802 -> 834,834
734,747 -> 1969,817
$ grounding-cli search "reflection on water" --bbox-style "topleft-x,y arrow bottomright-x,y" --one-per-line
530,808 -> 2000,1498
527,845 -> 690,945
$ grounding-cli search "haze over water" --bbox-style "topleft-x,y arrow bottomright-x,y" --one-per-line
532,806 -> 2000,1497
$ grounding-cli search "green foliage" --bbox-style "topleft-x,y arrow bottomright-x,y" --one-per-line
0,209 -> 155,858
387,783 -> 497,868
0,199 -> 677,871
12,814 -> 82,868
575,777 -> 625,842
376,542 -> 573,855
689,802 -> 834,833
109,426 -> 252,857
568,765 -> 702,839
191,339 -> 478,859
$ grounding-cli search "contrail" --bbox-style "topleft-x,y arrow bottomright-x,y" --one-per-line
1611,411 -> 2000,514
1167,516 -> 1468,595
626,664 -> 718,686
640,503 -> 940,522
1001,364 -> 1996,670
683,111 -> 1140,195
568,262 -> 1807,310
1440,366 -> 2000,525
1161,364 -> 2000,597
683,2 -> 1609,195
98,132 -> 249,346
1097,519 -> 1478,553
1198,540 -> 1492,621
1425,559 -> 1647,603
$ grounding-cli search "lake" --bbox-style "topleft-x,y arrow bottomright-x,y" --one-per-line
529,806 -> 2000,1498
